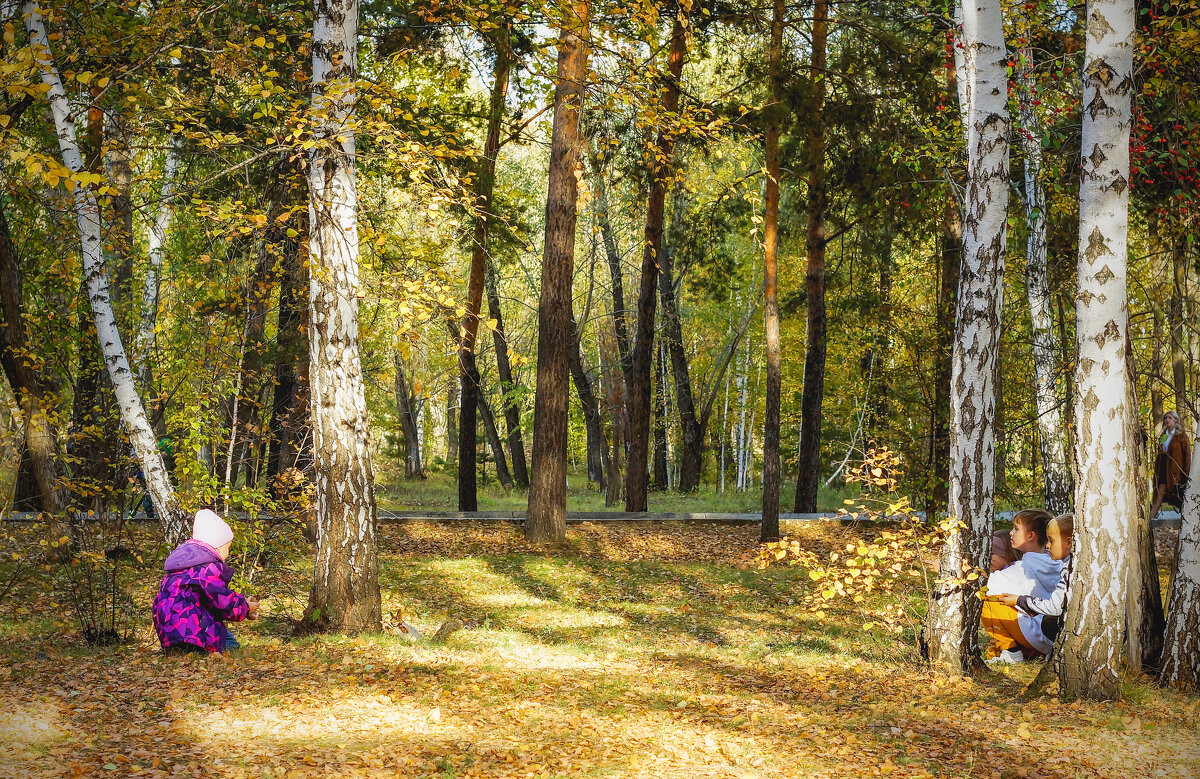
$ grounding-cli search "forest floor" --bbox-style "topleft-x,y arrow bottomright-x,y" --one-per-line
1,521 -> 1198,778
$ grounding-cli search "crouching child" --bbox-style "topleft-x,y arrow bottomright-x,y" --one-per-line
985,513 -> 1074,662
153,509 -> 259,654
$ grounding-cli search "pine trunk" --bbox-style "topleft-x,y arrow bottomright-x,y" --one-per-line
793,0 -> 829,513
925,0 -> 1009,675
304,0 -> 381,632
653,343 -> 670,491
24,0 -> 184,542
761,0 -> 784,542
1017,46 -> 1071,514
526,2 -> 590,543
1160,417 -> 1200,690
1055,0 -> 1134,700
625,9 -> 687,511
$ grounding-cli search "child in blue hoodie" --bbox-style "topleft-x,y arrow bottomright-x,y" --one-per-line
981,509 -> 1062,663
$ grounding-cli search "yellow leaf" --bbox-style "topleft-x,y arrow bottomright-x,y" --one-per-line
253,36 -> 266,47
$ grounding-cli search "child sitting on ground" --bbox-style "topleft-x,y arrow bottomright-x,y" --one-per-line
981,509 -> 1061,663
988,513 -> 1073,652
153,509 -> 258,654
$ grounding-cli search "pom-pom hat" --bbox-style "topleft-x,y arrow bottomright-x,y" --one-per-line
192,509 -> 234,548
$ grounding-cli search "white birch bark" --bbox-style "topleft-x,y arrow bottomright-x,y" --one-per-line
305,0 -> 381,632
137,135 -> 181,388
23,1 -> 183,540
1016,47 -> 1071,514
1055,0 -> 1135,701
926,0 -> 1009,674
1160,418 -> 1200,690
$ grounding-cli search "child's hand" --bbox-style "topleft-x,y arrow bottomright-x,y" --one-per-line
246,596 -> 260,620
988,593 -> 1018,606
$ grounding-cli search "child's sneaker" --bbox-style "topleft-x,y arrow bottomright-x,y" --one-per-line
996,648 -> 1026,664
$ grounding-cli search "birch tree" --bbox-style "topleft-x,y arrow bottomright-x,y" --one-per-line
304,0 -> 381,632
22,0 -> 185,542
1159,418 -> 1200,690
137,135 -> 180,390
1055,0 -> 1135,700
924,0 -> 1009,674
1015,42 -> 1071,514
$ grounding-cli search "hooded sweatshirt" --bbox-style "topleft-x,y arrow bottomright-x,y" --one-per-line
986,551 -> 1062,656
152,540 -> 250,653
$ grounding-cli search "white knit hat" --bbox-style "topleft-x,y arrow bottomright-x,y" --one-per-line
192,509 -> 234,548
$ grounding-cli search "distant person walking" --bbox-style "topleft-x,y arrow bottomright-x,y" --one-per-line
1150,410 -> 1191,518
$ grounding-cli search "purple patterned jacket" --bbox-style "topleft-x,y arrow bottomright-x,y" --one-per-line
152,540 -> 249,653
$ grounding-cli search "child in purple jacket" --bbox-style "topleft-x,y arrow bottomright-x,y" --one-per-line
153,509 -> 258,654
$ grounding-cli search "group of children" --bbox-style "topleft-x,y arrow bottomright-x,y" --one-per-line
982,509 -> 1075,663
153,506 -> 1075,660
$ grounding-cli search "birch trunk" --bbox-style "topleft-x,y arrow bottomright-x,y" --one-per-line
1017,46 -> 1072,514
925,0 -> 1009,674
136,136 -> 180,391
761,0 -> 784,542
23,0 -> 184,542
626,9 -> 687,511
526,2 -> 589,543
1160,416 -> 1200,690
304,0 -> 381,632
1055,0 -> 1135,700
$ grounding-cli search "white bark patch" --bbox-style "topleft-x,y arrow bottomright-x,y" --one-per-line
927,0 -> 1009,673
1057,0 -> 1135,701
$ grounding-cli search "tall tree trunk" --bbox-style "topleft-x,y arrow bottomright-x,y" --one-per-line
394,349 -> 424,479
478,385 -> 514,488
626,9 -> 687,511
526,2 -> 590,543
598,336 -> 623,505
1160,415 -> 1200,690
924,0 -> 1009,675
569,317 -> 610,491
1126,344 -> 1165,673
658,183 -> 703,492
592,150 -> 632,401
486,260 -> 529,488
267,226 -> 310,480
793,0 -> 829,513
303,0 -> 381,633
761,0 -> 785,542
460,28 -> 516,509
1017,45 -> 1072,514
24,1 -> 183,541
1055,0 -> 1134,700
446,380 -> 458,464
136,134 -> 180,395
0,202 -> 68,546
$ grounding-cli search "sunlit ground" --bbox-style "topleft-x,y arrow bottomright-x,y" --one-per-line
1,521 -> 1198,778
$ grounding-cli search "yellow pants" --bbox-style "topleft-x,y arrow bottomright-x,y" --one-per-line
981,601 -> 1038,657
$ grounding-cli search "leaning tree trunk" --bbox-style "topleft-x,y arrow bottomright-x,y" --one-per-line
569,315 -> 611,493
658,183 -> 703,492
478,387 -> 514,488
1055,0 -> 1134,701
486,259 -> 529,488
1160,417 -> 1200,690
761,0 -> 784,542
793,0 -> 829,513
459,29 -> 516,509
0,202 -> 69,548
626,9 -> 687,512
526,1 -> 590,543
924,0 -> 1009,675
592,150 -> 632,400
1016,44 -> 1071,515
303,0 -> 381,633
24,0 -> 184,542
